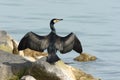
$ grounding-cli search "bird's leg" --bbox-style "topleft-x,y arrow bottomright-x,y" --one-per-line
47,53 -> 60,64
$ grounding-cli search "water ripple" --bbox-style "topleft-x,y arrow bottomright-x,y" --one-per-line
85,33 -> 112,37
101,43 -> 120,47
94,49 -> 120,53
0,2 -> 23,6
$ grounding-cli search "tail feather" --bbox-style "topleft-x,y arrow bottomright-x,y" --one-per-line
47,54 -> 60,63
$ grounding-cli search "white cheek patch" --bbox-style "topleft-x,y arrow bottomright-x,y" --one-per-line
54,20 -> 59,23
53,20 -> 56,23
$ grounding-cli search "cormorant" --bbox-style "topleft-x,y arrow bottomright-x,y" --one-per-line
18,18 -> 83,63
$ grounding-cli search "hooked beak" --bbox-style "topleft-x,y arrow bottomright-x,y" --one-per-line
53,19 -> 63,23
59,19 -> 63,21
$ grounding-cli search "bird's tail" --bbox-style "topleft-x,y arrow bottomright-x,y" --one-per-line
47,53 -> 60,64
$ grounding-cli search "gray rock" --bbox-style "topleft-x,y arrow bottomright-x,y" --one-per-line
0,30 -> 19,54
0,50 -> 99,80
26,57 -> 61,80
28,58 -> 99,80
0,50 -> 31,80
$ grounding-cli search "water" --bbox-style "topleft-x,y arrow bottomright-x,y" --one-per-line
0,0 -> 120,80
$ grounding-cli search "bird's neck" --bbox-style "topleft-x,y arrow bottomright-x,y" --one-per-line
50,22 -> 56,34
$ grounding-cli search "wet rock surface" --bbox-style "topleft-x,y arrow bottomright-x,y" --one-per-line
74,53 -> 97,62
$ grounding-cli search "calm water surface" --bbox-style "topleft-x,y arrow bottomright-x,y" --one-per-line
0,0 -> 120,80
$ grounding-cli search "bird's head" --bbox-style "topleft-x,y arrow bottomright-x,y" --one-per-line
50,18 -> 63,33
50,18 -> 63,24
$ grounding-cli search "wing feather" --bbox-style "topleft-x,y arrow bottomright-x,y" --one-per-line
18,31 -> 49,52
55,33 -> 83,54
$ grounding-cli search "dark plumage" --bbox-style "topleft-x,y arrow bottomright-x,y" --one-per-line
18,18 -> 83,63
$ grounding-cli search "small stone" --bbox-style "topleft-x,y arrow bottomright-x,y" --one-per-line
74,53 -> 97,62
21,75 -> 36,80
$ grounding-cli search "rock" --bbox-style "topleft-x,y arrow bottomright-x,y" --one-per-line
18,48 -> 48,62
21,75 -> 36,80
74,53 -> 97,62
26,58 -> 99,80
26,58 -> 62,80
0,30 -> 19,54
0,50 -> 31,80
22,48 -> 48,62
55,61 -> 100,80
0,50 -> 99,80
11,39 -> 19,54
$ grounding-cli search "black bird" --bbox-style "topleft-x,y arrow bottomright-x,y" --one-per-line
18,18 -> 83,63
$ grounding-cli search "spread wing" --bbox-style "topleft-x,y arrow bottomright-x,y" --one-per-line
55,32 -> 83,54
18,31 -> 49,52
